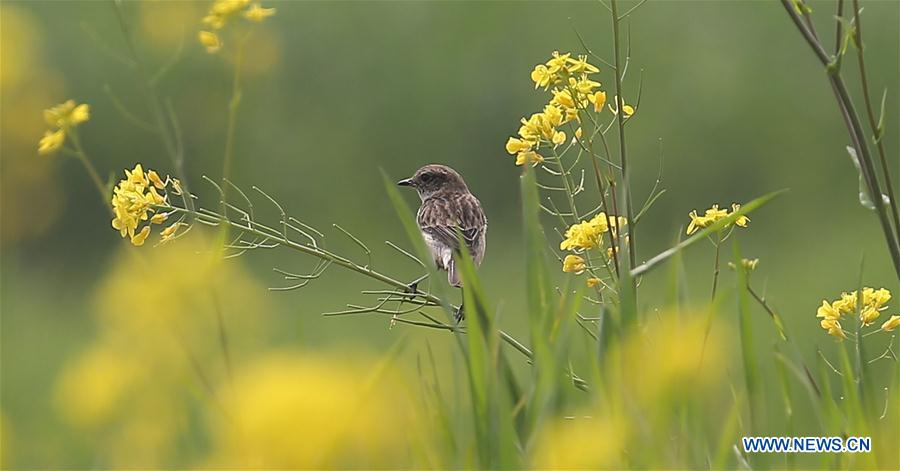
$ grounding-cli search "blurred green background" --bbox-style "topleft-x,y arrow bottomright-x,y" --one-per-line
1,0 -> 898,467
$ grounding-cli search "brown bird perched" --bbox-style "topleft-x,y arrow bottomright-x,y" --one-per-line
398,164 -> 487,321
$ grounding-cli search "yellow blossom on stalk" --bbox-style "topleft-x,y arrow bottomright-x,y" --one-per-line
728,258 -> 759,272
38,129 -> 66,155
515,151 -> 544,167
567,54 -> 600,74
44,100 -> 90,128
562,254 -> 586,274
551,130 -> 566,146
608,96 -> 635,117
505,137 -> 533,155
731,203 -> 750,227
244,3 -> 275,22
820,318 -> 848,339
38,99 -> 90,155
881,315 -> 900,332
586,277 -> 602,288
559,212 -> 627,251
110,164 -> 176,246
588,91 -> 607,112
200,1 -> 274,51
815,287 -> 894,339
531,65 -> 553,89
685,203 -> 748,235
199,31 -> 221,53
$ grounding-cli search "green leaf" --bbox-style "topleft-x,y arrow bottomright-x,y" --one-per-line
846,145 -> 890,210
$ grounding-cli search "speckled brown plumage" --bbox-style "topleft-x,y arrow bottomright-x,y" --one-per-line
398,164 -> 487,288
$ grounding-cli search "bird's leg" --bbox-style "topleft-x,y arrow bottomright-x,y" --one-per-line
404,273 -> 429,294
454,287 -> 465,323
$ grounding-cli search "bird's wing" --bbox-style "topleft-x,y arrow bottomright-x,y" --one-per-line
417,193 -> 486,255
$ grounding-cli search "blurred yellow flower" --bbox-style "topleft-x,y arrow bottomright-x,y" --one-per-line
531,416 -> 625,469
199,30 -> 221,53
728,257 -> 759,272
55,343 -> 142,429
551,130 -> 566,146
43,99 -> 89,128
562,254 -> 586,274
586,277 -> 602,288
244,3 -> 276,22
38,99 -> 89,155
205,352 -> 420,468
882,315 -> 900,332
37,129 -> 65,155
515,151 -> 544,167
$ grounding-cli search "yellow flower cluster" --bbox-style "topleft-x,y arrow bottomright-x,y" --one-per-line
111,164 -> 181,246
38,100 -> 90,155
559,212 -> 627,251
816,287 -> 896,339
685,203 -> 750,235
199,0 -> 275,53
505,51 -> 610,167
562,254 -> 586,274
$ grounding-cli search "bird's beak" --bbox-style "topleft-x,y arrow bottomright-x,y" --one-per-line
397,178 -> 413,187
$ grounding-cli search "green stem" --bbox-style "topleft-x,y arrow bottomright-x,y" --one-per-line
780,0 -> 900,280
851,0 -> 900,244
67,128 -> 111,213
710,234 -> 722,301
609,0 -> 637,273
222,33 -> 249,189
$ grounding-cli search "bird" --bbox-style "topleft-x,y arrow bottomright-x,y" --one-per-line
397,164 -> 487,321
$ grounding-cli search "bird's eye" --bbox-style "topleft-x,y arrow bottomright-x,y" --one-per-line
420,173 -> 434,183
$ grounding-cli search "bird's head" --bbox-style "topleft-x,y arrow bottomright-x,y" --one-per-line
397,164 -> 469,201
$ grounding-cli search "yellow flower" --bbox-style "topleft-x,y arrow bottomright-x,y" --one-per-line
685,203 -> 746,235
505,137 -> 533,155
608,96 -> 635,117
816,300 -> 841,320
130,226 -> 151,247
244,3 -> 275,22
551,130 -> 566,146
515,151 -> 544,167
147,170 -> 166,190
623,104 -> 635,116
550,89 -> 575,110
728,258 -> 759,271
542,104 -> 563,128
111,164 -> 170,245
588,91 -> 607,112
586,277 -> 602,288
562,254 -> 586,274
44,100 -> 90,128
160,223 -> 183,243
574,127 -> 583,140
820,318 -> 847,339
150,213 -> 168,225
546,51 -> 571,75
199,31 -> 221,53
38,129 -> 66,155
531,64 -> 553,89
731,203 -> 750,227
816,287 -> 893,335
566,54 -> 600,74
572,76 -> 601,96
559,213 -> 626,251
881,315 -> 900,332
